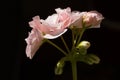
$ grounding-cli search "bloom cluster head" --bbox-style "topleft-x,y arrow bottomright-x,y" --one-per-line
25,7 -> 104,59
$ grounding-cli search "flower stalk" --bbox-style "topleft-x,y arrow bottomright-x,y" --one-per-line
71,59 -> 77,80
46,39 -> 68,56
61,36 -> 71,54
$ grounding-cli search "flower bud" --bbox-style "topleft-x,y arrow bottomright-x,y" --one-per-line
55,59 -> 65,75
56,60 -> 65,68
77,41 -> 90,49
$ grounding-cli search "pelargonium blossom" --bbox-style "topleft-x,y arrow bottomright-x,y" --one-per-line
82,11 -> 104,28
70,10 -> 104,28
25,7 -> 73,59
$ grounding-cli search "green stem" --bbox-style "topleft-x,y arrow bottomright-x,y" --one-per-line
71,60 -> 77,80
76,28 -> 86,46
61,36 -> 70,54
71,29 -> 76,53
46,39 -> 68,56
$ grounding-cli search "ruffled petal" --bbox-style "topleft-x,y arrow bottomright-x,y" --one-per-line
44,29 -> 67,39
25,29 -> 43,59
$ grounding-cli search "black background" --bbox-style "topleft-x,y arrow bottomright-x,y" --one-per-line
3,0 -> 120,80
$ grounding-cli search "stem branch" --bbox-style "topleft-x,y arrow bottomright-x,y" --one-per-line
61,36 -> 70,53
46,39 -> 68,56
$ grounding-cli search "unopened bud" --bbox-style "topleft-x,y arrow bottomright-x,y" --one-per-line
77,41 -> 90,49
55,59 -> 65,75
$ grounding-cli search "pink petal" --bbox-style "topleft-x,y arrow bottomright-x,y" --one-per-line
29,16 -> 50,34
44,29 -> 67,39
56,7 -> 72,28
25,29 -> 43,59
70,12 -> 87,28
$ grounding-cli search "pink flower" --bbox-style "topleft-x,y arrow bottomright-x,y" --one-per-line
25,29 -> 43,59
25,7 -> 72,59
40,14 -> 68,39
55,7 -> 72,28
70,11 -> 87,28
29,15 -> 67,39
40,7 -> 72,39
29,7 -> 73,39
70,10 -> 104,28
82,11 -> 104,28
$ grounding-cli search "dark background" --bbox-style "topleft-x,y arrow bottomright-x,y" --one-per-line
4,0 -> 120,80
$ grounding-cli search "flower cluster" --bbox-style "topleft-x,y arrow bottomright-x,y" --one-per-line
25,7 -> 104,80
25,7 -> 104,59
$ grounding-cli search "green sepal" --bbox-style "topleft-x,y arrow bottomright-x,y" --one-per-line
76,47 -> 87,55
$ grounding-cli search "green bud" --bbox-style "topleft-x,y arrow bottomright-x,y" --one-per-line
56,61 -> 64,68
55,59 -> 65,75
87,54 -> 100,64
77,41 -> 90,49
55,66 -> 63,75
81,54 -> 100,65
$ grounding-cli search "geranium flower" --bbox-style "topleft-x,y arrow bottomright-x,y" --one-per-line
82,11 -> 104,28
25,7 -> 73,59
70,11 -> 87,28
